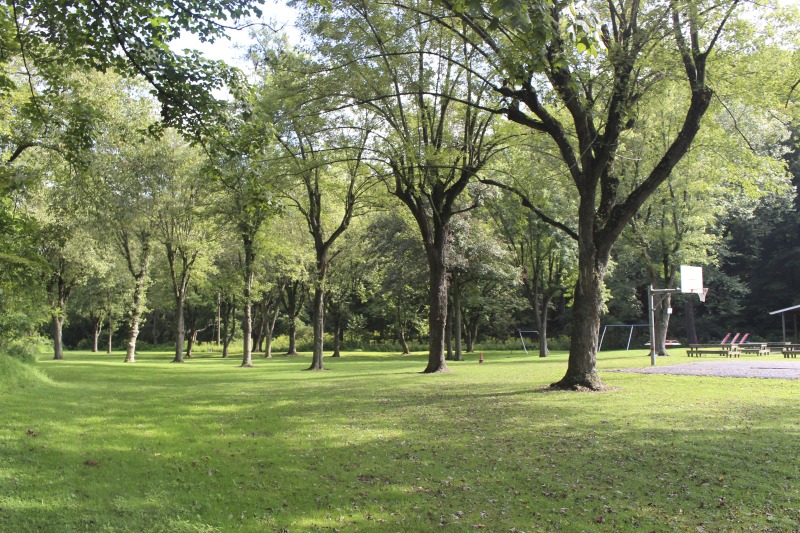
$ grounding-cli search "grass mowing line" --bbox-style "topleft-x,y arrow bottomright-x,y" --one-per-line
1,349 -> 799,531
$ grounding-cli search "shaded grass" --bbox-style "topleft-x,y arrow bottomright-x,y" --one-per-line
1,349 -> 799,531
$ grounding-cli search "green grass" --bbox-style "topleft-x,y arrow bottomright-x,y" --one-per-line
2,348 -> 800,531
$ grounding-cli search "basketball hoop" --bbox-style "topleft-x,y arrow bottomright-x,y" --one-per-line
691,287 -> 709,303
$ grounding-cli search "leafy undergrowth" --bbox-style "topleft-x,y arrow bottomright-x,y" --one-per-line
1,349 -> 799,531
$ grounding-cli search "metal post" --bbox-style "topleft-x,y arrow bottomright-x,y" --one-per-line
626,325 -> 635,351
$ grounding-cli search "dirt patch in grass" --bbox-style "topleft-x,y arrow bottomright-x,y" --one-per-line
613,359 -> 800,379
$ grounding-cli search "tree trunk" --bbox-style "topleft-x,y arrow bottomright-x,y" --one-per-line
185,307 -> 198,358
241,235 -> 256,368
655,293 -> 672,356
172,296 -> 186,363
282,280 -> 303,356
424,256 -> 450,373
685,299 -> 698,344
124,269 -> 149,364
551,229 -> 606,390
52,315 -> 64,360
399,328 -> 410,355
253,302 -> 266,354
107,327 -> 113,355
332,313 -> 342,358
308,257 -> 328,370
307,284 -> 326,369
445,302 -> 453,361
223,319 -> 236,359
287,316 -> 298,355
221,301 -> 236,359
92,315 -> 102,353
453,279 -> 463,361
186,331 -> 196,358
241,301 -> 253,367
467,315 -> 479,353
538,294 -> 552,357
264,308 -> 278,358
150,309 -> 160,345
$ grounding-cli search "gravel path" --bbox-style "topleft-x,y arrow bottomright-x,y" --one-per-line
613,359 -> 800,379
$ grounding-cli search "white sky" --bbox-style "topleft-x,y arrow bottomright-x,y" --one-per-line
170,0 -> 298,69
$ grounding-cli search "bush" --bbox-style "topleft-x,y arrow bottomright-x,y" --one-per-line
547,335 -> 571,351
0,336 -> 46,364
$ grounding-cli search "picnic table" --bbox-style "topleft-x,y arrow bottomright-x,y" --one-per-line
783,344 -> 800,358
736,342 -> 770,356
686,344 -> 740,357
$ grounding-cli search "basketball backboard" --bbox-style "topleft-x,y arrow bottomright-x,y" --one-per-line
680,265 -> 707,302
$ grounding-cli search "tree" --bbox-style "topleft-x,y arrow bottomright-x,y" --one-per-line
274,116 -> 374,370
0,0 -> 262,140
447,213 -> 517,360
363,211 -> 429,355
419,0 -> 744,388
617,82 -> 792,353
80,79 -> 184,362
208,131 -> 280,368
154,136 -> 215,363
303,0 -> 505,372
481,199 -> 567,357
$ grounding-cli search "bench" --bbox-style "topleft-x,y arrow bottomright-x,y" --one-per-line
768,342 -> 789,354
737,343 -> 770,356
783,344 -> 800,358
687,344 -> 740,357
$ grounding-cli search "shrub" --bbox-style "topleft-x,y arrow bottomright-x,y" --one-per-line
0,336 -> 46,364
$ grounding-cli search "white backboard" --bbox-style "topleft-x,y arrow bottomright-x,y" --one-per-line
680,265 -> 703,293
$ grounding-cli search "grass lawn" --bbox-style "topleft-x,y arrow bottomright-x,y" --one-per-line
2,348 -> 800,531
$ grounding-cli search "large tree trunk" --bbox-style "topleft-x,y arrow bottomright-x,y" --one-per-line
424,254 -> 450,373
52,315 -> 64,360
551,227 -> 606,390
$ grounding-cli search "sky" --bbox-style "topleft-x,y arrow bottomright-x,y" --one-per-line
170,0 -> 298,69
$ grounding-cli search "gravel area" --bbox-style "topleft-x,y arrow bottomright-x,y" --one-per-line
613,359 -> 800,379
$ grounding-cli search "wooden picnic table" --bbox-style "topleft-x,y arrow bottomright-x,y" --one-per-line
736,343 -> 770,356
687,344 -> 740,358
783,344 -> 800,358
